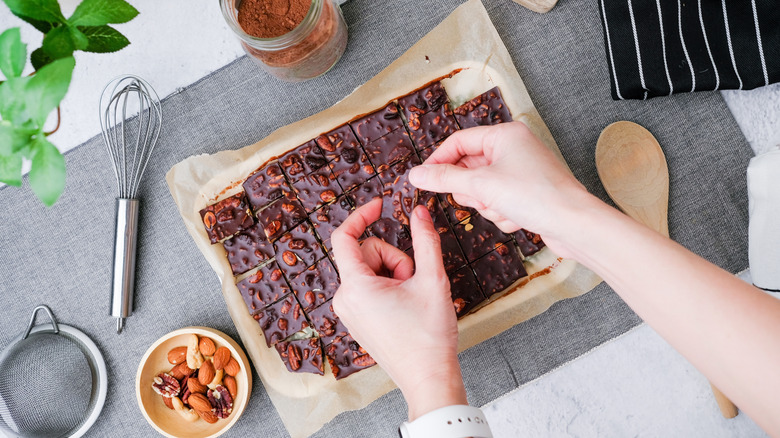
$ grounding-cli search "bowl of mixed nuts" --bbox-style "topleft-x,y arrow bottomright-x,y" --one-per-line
136,327 -> 252,438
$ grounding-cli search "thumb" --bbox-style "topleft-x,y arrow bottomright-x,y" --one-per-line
409,205 -> 446,281
409,163 -> 475,196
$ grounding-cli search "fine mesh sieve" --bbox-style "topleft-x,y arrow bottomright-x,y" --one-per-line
0,306 -> 107,438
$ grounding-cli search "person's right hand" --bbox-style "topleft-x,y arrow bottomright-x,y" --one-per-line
409,121 -> 596,257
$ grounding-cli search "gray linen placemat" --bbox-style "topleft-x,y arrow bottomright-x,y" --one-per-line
0,0 -> 752,436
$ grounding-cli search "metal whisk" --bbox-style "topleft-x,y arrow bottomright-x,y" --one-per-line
99,75 -> 162,334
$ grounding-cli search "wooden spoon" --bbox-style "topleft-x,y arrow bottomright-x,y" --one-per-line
595,121 -> 739,419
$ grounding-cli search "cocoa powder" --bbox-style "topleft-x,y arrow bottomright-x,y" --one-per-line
238,0 -> 312,39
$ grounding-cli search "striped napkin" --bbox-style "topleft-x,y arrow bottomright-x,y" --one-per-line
598,0 -> 779,100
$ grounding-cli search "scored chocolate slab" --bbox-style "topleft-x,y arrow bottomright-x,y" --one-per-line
236,260 -> 291,314
363,128 -> 416,167
350,103 -> 404,145
290,166 -> 342,213
471,243 -> 527,298
275,338 -> 325,375
328,145 -> 376,192
439,192 -> 477,225
274,221 -> 326,278
315,124 -> 361,162
256,193 -> 307,242
451,213 -> 512,263
514,228 -> 546,258
405,104 -> 459,150
453,86 -> 512,129
289,257 -> 340,311
243,161 -> 289,211
397,81 -> 449,118
378,153 -> 421,226
307,300 -> 349,345
223,222 -> 273,275
449,265 -> 486,318
347,177 -> 383,208
325,333 -> 376,380
309,195 -> 353,244
199,192 -> 255,244
279,140 -> 329,180
368,217 -> 413,251
254,293 -> 309,347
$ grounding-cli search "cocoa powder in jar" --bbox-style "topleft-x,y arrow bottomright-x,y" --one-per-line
238,0 -> 312,39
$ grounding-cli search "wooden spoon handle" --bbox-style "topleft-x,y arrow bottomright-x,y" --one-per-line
710,383 -> 739,418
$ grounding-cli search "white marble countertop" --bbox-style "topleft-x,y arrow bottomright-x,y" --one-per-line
1,1 -> 776,436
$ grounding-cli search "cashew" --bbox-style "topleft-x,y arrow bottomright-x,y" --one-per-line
207,368 -> 224,390
171,396 -> 199,422
185,334 -> 204,370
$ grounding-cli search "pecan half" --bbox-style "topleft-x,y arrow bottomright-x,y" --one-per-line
152,372 -> 180,398
207,385 -> 234,419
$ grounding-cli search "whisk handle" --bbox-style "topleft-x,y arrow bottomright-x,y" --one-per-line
110,198 -> 139,324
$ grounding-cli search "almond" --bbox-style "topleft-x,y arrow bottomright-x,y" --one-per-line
198,337 -> 216,356
188,393 -> 213,413
170,362 -> 194,380
223,375 -> 238,398
162,395 -> 175,410
188,376 -> 208,394
224,357 -> 241,377
167,346 -> 187,365
197,408 -> 218,424
198,360 -> 216,386
212,347 -> 231,371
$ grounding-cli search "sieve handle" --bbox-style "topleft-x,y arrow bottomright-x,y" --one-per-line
23,305 -> 59,339
110,198 -> 139,323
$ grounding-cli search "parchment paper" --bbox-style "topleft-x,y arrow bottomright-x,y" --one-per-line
166,1 -> 602,436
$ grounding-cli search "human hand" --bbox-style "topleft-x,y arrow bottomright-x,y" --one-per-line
331,198 -> 467,420
409,121 -> 598,257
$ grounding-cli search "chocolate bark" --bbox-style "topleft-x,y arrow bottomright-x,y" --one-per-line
254,293 -> 309,347
328,145 -> 376,192
223,222 -> 273,275
290,166 -> 342,213
325,333 -> 376,380
363,128 -> 416,167
256,193 -> 307,241
199,192 -> 255,244
397,81 -> 449,118
449,265 -> 485,318
350,103 -> 404,145
405,103 -> 459,150
315,124 -> 361,162
289,258 -> 340,311
243,161 -> 289,211
275,338 -> 325,375
347,177 -> 383,208
307,300 -> 349,345
513,228 -> 546,258
451,213 -> 512,263
471,243 -> 527,298
236,261 -> 291,314
273,221 -> 326,278
309,196 -> 353,244
453,86 -> 512,129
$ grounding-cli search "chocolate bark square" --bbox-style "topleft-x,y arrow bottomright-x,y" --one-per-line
243,162 -> 289,211
415,194 -> 466,273
325,333 -> 376,380
254,293 -> 309,346
275,338 -> 324,375
290,167 -> 342,213
307,300 -> 349,345
279,140 -> 327,179
236,261 -> 291,314
378,154 -> 422,226
328,145 -> 376,192
309,196 -> 353,243
350,103 -> 404,145
274,221 -> 326,278
367,218 -> 413,251
364,128 -> 416,167
471,243 -> 527,298
315,125 -> 361,162
257,193 -> 307,241
289,258 -> 340,311
439,192 -> 477,225
453,86 -> 513,129
417,141 -> 441,162
223,222 -> 273,275
199,193 -> 255,244
513,228 -> 546,258
449,265 -> 485,318
397,81 -> 449,119
405,104 -> 459,150
451,213 -> 512,263
347,177 -> 383,208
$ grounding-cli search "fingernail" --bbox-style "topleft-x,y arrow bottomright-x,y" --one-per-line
409,166 -> 427,185
415,205 -> 432,222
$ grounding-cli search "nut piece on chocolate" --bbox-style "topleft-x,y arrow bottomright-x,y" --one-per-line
273,221 -> 326,278
471,243 -> 527,298
449,266 -> 486,318
279,140 -> 328,179
223,222 -> 273,275
350,103 -> 404,145
406,104 -> 459,150
199,192 -> 255,244
513,228 -> 546,258
243,162 -> 289,211
347,177 -> 383,209
236,261 -> 291,314
364,128 -> 416,167
254,293 -> 309,347
307,300 -> 349,345
367,218 -> 413,251
328,145 -> 376,192
417,193 -> 466,272
315,125 -> 361,162
256,193 -> 307,241
275,338 -> 324,375
289,258 -> 340,311
309,196 -> 353,244
378,154 -> 422,226
324,333 -> 376,380
397,81 -> 449,117
290,166 -> 342,213
451,213 -> 512,263
439,192 -> 477,225
453,86 -> 513,129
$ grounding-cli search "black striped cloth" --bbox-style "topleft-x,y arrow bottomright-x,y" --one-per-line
598,0 -> 779,100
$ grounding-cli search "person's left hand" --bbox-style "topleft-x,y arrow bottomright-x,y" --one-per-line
331,198 -> 467,420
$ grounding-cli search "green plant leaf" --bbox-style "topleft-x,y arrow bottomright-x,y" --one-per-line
0,121 -> 34,155
2,0 -> 66,25
29,137 -> 65,206
25,56 -> 74,125
30,47 -> 54,70
0,77 -> 31,124
79,25 -> 129,53
40,25 -> 81,60
0,152 -> 23,186
0,28 -> 26,79
68,0 -> 138,26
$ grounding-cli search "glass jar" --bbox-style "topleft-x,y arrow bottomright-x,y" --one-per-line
220,0 -> 348,82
